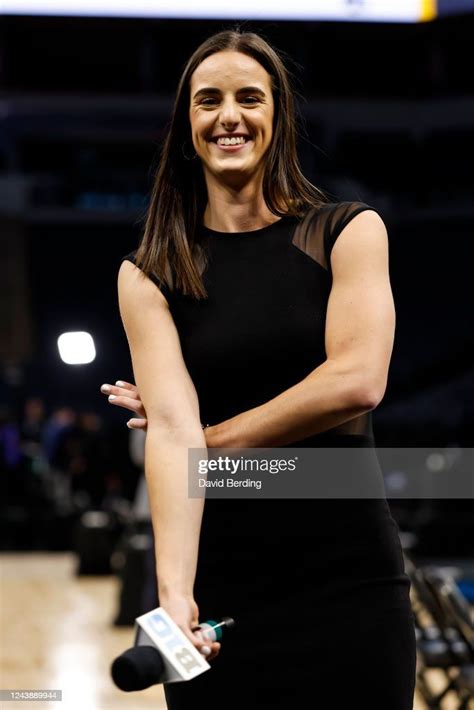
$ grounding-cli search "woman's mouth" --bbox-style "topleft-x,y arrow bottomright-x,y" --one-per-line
209,135 -> 252,152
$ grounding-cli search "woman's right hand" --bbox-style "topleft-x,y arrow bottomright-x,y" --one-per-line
160,593 -> 221,662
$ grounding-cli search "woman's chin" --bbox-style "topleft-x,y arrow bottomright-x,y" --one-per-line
205,159 -> 254,178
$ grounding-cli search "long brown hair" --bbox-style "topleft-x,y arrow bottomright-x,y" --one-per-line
135,29 -> 330,299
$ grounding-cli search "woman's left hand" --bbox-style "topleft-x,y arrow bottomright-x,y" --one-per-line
100,379 -> 223,446
100,380 -> 148,430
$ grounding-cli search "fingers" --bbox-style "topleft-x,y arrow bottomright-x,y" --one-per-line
108,395 -> 145,418
108,395 -> 144,414
186,629 -> 210,657
100,384 -> 145,417
206,642 -> 221,661
100,383 -> 148,430
190,629 -> 221,661
100,382 -> 139,399
126,418 -> 147,430
114,380 -> 138,393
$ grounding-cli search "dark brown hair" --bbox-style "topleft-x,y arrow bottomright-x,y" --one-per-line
135,29 -> 330,299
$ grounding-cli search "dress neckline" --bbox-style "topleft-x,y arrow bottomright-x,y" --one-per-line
201,215 -> 290,237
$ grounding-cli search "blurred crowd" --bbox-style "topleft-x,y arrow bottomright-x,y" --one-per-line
0,396 -> 141,550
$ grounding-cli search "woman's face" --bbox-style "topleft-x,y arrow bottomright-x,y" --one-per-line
189,50 -> 274,183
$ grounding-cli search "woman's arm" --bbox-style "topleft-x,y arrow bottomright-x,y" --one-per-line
208,209 -> 395,448
109,210 -> 395,449
117,260 -> 219,658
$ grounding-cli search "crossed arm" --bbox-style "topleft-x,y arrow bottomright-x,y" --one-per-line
105,210 -> 395,448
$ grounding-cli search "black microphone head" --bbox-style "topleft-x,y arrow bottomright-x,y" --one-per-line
111,645 -> 165,691
221,616 -> 236,630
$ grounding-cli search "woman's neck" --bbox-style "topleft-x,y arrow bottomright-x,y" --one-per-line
203,173 -> 280,233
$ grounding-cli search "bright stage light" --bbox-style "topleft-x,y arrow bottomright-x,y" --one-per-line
0,0 -> 444,23
57,331 -> 96,365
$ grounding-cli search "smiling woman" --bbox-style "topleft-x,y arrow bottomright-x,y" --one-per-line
129,30 -> 327,298
108,28 -> 416,710
189,52 -> 274,200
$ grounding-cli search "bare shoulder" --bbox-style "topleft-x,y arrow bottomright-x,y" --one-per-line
118,258 -> 169,314
331,209 -> 389,277
332,208 -> 388,249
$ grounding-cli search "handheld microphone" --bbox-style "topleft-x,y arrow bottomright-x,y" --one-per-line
111,645 -> 164,691
111,607 -> 235,691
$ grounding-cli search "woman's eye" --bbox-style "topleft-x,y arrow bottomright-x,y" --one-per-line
199,96 -> 260,106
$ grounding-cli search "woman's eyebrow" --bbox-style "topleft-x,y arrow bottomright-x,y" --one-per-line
193,87 -> 220,99
237,86 -> 266,96
192,86 -> 266,100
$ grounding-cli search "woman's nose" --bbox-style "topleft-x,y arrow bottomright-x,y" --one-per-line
219,99 -> 241,126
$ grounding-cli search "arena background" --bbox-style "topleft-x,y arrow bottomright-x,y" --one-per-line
1,3 -> 473,708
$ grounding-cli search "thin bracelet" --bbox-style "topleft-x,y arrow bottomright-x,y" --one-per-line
201,423 -> 210,429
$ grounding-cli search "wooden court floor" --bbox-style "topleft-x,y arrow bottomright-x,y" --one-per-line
0,553 -> 461,709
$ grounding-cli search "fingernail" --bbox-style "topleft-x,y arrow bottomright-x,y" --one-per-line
108,395 -> 116,400
115,380 -> 125,387
101,384 -> 110,393
126,421 -> 132,428
201,646 -> 211,656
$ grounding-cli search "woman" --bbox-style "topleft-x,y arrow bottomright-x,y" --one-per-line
101,30 -> 416,709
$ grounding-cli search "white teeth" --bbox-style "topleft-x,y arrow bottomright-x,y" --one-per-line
216,136 -> 247,146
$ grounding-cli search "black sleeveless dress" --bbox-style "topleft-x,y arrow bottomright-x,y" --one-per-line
122,201 -> 416,709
